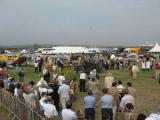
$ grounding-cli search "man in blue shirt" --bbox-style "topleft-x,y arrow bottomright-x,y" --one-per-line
100,88 -> 113,120
84,90 -> 96,120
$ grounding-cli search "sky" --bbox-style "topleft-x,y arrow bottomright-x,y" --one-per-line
0,0 -> 160,46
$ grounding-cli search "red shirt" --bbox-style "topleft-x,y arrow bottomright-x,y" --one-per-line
155,64 -> 160,70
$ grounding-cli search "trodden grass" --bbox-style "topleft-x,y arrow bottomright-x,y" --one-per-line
7,67 -> 160,120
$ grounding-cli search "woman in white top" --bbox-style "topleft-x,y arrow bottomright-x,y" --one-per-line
146,61 -> 151,70
141,61 -> 146,70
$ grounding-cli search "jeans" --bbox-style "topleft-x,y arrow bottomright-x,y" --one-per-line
101,108 -> 113,120
80,79 -> 86,92
85,108 -> 95,120
35,67 -> 38,73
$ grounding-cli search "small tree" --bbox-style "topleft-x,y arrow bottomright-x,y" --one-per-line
32,44 -> 41,50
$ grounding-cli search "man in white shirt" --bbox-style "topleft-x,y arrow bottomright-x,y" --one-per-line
58,82 -> 70,108
119,89 -> 134,112
79,71 -> 87,92
62,101 -> 77,120
39,96 -> 58,119
58,73 -> 65,85
34,61 -> 39,73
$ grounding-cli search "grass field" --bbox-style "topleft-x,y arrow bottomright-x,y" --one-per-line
7,67 -> 160,120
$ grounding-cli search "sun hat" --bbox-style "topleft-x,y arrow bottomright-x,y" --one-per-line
106,72 -> 112,76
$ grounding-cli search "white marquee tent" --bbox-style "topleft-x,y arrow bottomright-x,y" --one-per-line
51,46 -> 90,54
148,43 -> 160,53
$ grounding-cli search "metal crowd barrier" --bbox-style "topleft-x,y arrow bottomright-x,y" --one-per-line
0,88 -> 45,120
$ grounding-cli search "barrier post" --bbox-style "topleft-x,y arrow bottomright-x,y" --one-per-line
0,88 -> 45,120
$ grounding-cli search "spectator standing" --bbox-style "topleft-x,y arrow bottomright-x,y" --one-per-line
136,114 -> 146,120
147,102 -> 160,120
38,84 -> 53,96
109,82 -> 120,120
100,88 -> 113,120
84,90 -> 96,120
77,109 -> 86,120
39,96 -> 58,119
132,63 -> 139,80
146,60 -> 151,71
57,73 -> 65,85
58,82 -> 70,109
87,78 -> 98,96
18,68 -> 24,82
117,80 -> 125,100
36,77 -> 47,87
119,89 -> 134,112
61,101 -> 77,120
8,78 -> 16,95
23,89 -> 38,110
50,79 -> 60,111
3,76 -> 9,90
38,57 -> 43,72
141,60 -> 146,71
127,82 -> 136,97
124,103 -> 134,120
104,72 -> 114,89
155,63 -> 160,83
69,78 -> 77,101
44,71 -> 51,83
79,71 -> 87,92
34,61 -> 39,73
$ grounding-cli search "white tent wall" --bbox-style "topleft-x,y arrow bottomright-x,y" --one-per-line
148,43 -> 160,53
51,46 -> 90,54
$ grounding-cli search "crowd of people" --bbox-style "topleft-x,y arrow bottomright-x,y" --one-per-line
0,53 -> 160,120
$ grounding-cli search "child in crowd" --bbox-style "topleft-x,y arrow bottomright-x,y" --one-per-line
77,109 -> 86,120
124,103 -> 134,120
